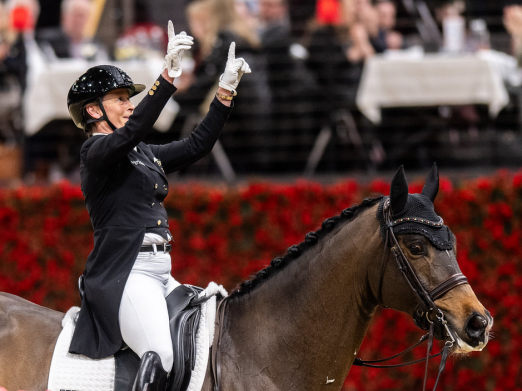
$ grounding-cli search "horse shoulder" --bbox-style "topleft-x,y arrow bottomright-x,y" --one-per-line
0,292 -> 64,390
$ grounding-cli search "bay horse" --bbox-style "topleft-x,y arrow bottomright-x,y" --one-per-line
0,165 -> 492,391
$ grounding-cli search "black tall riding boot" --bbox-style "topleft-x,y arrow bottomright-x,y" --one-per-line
132,351 -> 169,391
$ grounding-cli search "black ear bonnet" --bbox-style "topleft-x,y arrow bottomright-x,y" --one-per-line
377,164 -> 454,250
377,194 -> 453,250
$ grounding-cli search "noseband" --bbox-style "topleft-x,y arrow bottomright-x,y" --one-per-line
355,199 -> 469,391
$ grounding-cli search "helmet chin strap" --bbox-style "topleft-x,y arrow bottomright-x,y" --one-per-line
84,96 -> 117,131
96,97 -> 117,130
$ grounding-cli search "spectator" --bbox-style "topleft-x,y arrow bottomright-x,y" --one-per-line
0,1 -> 26,144
305,0 -> 377,169
354,0 -> 385,52
36,0 -> 107,61
235,0 -> 259,32
258,0 -> 294,105
307,0 -> 374,111
503,4 -> 522,64
376,0 -> 403,50
257,0 -> 319,171
172,0 -> 271,172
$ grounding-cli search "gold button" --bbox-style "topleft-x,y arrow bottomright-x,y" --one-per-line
163,185 -> 167,190
152,85 -> 157,91
149,90 -> 154,96
157,220 -> 161,225
160,202 -> 164,206
155,81 -> 160,86
155,184 -> 158,189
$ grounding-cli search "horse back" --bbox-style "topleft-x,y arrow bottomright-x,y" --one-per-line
0,292 -> 64,391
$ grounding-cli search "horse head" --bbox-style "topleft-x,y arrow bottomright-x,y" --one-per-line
375,164 -> 493,354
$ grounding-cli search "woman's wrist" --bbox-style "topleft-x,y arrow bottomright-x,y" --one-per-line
216,87 -> 233,107
161,69 -> 175,84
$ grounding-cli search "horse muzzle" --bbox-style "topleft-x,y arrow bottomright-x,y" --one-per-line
446,310 -> 493,353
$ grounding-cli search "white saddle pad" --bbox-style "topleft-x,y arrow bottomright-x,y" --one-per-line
47,282 -> 226,391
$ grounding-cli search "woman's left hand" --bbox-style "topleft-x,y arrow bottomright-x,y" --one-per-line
163,20 -> 194,78
218,42 -> 251,95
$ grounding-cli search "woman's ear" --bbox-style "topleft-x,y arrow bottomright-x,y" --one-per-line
85,104 -> 101,119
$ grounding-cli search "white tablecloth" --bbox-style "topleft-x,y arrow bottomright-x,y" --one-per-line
23,56 -> 178,135
356,50 -> 516,124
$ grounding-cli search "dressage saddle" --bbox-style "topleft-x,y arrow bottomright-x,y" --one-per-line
78,276 -> 207,391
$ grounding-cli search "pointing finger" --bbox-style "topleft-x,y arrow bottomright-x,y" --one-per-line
228,42 -> 236,61
168,20 -> 175,41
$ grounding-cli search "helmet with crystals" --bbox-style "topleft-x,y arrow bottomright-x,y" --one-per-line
67,65 -> 145,130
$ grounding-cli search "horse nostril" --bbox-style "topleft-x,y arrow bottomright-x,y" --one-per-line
466,314 -> 487,340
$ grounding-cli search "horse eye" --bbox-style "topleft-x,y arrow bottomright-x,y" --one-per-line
409,244 -> 423,255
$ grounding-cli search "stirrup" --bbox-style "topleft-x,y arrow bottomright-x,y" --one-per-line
132,351 -> 168,391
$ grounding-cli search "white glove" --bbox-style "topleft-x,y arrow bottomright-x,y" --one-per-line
218,42 -> 251,94
163,20 -> 194,78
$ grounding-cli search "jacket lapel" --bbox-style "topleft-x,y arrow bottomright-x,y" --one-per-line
135,142 -> 167,180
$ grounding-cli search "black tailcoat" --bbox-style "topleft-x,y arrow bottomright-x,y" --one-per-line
69,75 -> 232,359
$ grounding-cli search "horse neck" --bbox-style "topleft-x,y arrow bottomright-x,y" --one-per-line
220,205 -> 383,390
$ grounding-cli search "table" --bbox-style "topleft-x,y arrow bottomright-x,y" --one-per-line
23,55 -> 178,136
356,50 -> 517,124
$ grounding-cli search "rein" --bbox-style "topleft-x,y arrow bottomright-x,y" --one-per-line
356,199 -> 468,391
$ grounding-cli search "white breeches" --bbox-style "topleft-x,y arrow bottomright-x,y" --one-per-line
118,250 -> 181,372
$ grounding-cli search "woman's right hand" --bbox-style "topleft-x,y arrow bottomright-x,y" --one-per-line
163,20 -> 194,78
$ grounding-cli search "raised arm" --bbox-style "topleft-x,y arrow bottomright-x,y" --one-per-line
82,21 -> 194,171
150,42 -> 251,173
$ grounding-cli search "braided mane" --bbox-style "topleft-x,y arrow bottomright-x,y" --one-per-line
231,196 -> 384,297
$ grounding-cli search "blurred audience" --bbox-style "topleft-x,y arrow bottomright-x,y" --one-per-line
0,1 -> 26,91
0,1 -> 26,144
307,0 -> 374,113
36,0 -> 108,61
376,0 -> 403,50
353,0 -> 385,52
503,4 -> 522,65
258,0 -> 296,105
114,23 -> 166,61
257,0 -> 319,171
171,0 -> 270,172
235,0 -> 259,32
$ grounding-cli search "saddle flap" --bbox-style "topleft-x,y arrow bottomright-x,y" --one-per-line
166,285 -> 204,391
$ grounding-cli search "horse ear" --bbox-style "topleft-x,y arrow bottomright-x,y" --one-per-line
390,165 -> 408,214
421,162 -> 439,202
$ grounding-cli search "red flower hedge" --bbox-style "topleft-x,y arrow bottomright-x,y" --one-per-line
0,171 -> 520,390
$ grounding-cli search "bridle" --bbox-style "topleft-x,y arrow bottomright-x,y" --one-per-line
355,198 -> 469,391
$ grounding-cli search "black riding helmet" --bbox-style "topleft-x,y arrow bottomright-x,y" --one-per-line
67,65 -> 145,131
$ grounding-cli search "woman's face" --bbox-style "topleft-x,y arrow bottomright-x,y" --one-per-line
100,88 -> 135,130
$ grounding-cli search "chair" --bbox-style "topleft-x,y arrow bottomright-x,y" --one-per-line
304,108 -> 383,175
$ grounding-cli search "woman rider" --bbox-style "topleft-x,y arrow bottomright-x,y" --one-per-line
66,21 -> 250,391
